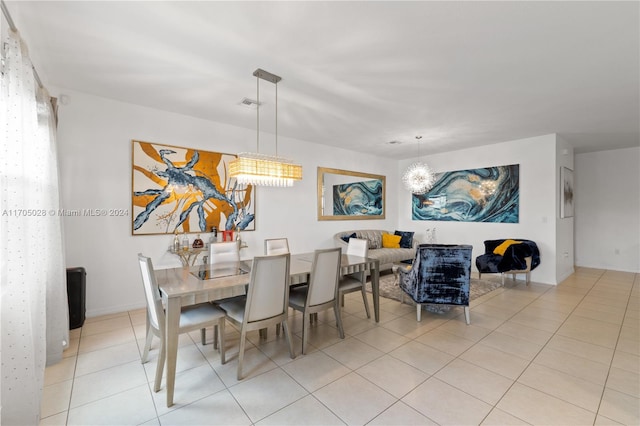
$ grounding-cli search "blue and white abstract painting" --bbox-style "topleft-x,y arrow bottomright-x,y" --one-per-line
132,140 -> 255,235
333,179 -> 383,216
412,164 -> 519,223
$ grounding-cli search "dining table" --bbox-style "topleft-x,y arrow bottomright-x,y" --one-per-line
154,252 -> 380,407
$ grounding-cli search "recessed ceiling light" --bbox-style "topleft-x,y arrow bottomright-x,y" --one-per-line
388,140 -> 402,145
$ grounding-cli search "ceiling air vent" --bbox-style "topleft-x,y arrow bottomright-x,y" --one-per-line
239,97 -> 260,109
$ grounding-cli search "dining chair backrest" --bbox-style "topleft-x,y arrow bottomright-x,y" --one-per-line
346,238 -> 368,257
307,248 -> 342,307
264,238 -> 290,255
209,240 -> 240,264
138,253 -> 164,332
245,253 -> 290,323
344,238 -> 369,279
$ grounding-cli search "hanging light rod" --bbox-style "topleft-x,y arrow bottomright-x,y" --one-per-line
229,68 -> 302,187
1,0 -> 44,89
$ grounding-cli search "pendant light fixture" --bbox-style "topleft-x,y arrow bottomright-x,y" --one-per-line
229,69 -> 302,187
402,135 -> 435,195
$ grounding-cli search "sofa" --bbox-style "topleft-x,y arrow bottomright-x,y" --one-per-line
333,229 -> 417,273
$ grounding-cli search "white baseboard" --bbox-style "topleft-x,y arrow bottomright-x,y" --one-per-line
86,302 -> 146,319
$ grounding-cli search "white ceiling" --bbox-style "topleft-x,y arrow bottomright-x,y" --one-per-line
6,1 -> 639,159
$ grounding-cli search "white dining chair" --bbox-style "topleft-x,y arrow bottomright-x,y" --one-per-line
218,253 -> 295,379
209,240 -> 240,264
338,237 -> 371,318
203,240 -> 241,342
264,238 -> 290,255
137,253 -> 226,392
264,238 -> 292,337
288,247 -> 343,355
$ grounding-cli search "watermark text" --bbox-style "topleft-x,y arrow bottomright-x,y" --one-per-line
2,208 -> 130,217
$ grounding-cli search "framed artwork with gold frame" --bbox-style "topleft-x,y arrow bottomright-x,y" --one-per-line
317,167 -> 385,221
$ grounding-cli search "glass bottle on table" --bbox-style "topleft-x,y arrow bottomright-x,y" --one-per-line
192,234 -> 204,248
173,231 -> 180,252
181,234 -> 189,251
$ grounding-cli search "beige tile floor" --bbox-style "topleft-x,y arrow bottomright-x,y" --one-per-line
40,267 -> 639,425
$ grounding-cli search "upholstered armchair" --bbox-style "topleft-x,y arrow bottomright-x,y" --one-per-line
399,244 -> 473,323
475,239 -> 540,285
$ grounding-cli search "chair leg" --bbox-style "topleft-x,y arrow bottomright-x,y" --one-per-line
416,303 -> 422,322
218,319 -> 226,364
141,328 -> 154,363
282,320 -> 295,359
526,271 -> 531,286
213,325 -> 219,350
276,323 -> 281,336
340,292 -> 345,307
478,271 -> 482,279
501,273 -> 505,286
334,302 -> 345,339
237,328 -> 247,380
201,328 -> 206,345
464,306 -> 470,325
360,286 -> 371,319
154,338 -> 166,392
302,311 -> 310,355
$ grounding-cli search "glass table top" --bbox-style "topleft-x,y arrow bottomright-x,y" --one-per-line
190,263 -> 250,280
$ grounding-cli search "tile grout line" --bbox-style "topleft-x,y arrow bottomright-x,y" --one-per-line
128,310 -> 163,425
42,268 -> 638,426
592,273 -> 637,419
481,269 -> 618,423
330,279 -> 543,425
63,326 -> 82,426
457,280 -> 559,425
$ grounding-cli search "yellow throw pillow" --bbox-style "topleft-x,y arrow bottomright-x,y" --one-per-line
493,239 -> 522,256
382,233 -> 402,248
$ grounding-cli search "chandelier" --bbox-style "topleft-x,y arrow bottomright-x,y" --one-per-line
402,136 -> 435,195
229,69 -> 302,187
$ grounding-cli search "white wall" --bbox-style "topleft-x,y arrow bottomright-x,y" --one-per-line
54,89 -> 400,317
55,87 -> 632,313
397,134 -> 560,285
575,147 -> 640,272
556,136 -> 575,282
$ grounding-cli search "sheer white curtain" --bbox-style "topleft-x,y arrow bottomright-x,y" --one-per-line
0,29 -> 68,425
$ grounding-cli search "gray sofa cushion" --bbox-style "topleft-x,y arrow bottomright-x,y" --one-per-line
334,230 -> 416,272
369,247 -> 416,266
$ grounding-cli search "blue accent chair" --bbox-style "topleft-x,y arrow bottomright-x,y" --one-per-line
475,239 -> 540,285
399,244 -> 473,323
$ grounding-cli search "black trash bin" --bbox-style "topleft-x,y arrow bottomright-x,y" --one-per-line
66,267 -> 86,329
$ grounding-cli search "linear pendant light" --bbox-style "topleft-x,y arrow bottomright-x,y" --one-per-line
229,69 -> 302,187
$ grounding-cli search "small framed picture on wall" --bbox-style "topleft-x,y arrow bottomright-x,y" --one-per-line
560,166 -> 574,218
